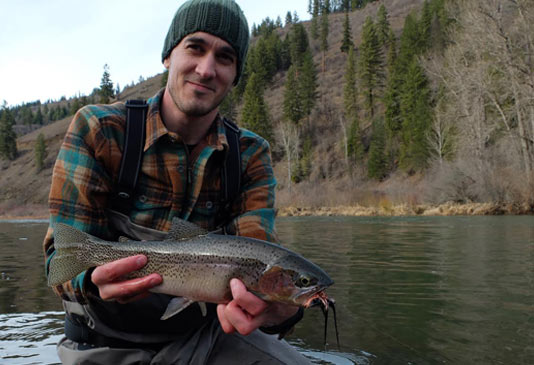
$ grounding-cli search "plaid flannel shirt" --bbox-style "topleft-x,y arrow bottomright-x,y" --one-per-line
43,88 -> 277,304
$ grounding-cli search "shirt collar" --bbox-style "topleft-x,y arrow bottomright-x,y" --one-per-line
144,88 -> 228,153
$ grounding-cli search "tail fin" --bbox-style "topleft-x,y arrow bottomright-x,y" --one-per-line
47,223 -> 92,286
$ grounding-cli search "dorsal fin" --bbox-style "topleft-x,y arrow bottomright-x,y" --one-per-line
165,217 -> 208,241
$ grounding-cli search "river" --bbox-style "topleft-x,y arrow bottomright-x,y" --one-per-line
0,216 -> 532,364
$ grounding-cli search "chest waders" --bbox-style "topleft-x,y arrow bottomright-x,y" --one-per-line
63,99 -> 242,348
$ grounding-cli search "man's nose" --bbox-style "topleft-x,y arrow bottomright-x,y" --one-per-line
195,54 -> 216,79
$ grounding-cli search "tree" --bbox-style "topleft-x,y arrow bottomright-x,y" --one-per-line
283,65 -> 304,124
219,89 -> 238,121
367,118 -> 388,180
419,0 -> 433,52
99,64 -> 114,104
285,11 -> 293,26
34,132 -> 47,171
276,121 -> 300,194
289,23 -> 310,67
343,47 -> 363,162
376,4 -> 392,48
298,51 -> 319,123
399,59 -> 432,172
21,106 -> 33,125
33,107 -> 43,125
320,0 -> 330,71
311,0 -> 320,40
0,103 -> 17,160
340,11 -> 354,53
240,72 -> 274,143
358,16 -> 384,118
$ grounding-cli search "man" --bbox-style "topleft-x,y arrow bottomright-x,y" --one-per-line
43,0 -> 311,363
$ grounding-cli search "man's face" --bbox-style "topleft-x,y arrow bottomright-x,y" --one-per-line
163,32 -> 237,117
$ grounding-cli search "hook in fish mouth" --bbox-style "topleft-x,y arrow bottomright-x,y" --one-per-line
307,292 -> 340,350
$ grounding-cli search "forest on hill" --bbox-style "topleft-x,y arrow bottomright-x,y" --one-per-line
0,0 -> 533,217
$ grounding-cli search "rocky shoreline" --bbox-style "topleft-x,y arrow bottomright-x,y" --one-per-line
277,202 -> 534,217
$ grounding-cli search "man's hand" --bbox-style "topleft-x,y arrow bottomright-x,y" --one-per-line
216,278 -> 299,336
90,255 -> 162,304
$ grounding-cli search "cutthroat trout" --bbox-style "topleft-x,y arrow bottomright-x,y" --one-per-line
48,218 -> 334,321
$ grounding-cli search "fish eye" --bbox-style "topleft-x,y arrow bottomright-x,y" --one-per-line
296,274 -> 316,288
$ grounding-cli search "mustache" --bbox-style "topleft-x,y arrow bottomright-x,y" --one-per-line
185,78 -> 216,92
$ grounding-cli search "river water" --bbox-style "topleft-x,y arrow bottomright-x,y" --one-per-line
0,216 -> 532,364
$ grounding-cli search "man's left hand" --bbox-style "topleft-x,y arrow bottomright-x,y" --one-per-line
216,278 -> 299,336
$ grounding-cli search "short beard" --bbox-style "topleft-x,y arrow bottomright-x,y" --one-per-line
169,87 -> 225,117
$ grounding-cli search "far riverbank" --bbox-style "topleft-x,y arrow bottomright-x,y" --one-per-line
0,201 -> 532,221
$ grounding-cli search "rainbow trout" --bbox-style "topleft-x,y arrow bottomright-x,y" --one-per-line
48,218 -> 335,323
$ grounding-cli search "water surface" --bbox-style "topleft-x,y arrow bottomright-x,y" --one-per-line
1,216 -> 533,364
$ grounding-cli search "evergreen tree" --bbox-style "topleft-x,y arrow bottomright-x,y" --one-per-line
69,98 -> 78,115
399,59 -> 432,172
347,113 -> 363,162
99,64 -> 114,104
219,89 -> 238,121
21,106 -> 33,125
298,51 -> 318,122
340,11 -> 354,53
311,0 -> 320,40
293,136 -> 313,183
419,0 -> 433,52
42,104 -> 49,123
289,23 -> 310,67
320,0 -> 330,71
376,4 -> 391,48
367,117 -> 388,180
283,65 -> 304,124
285,11 -> 293,26
279,34 -> 292,71
34,132 -> 47,171
358,16 -> 383,118
397,13 -> 421,71
240,72 -> 273,143
293,11 -> 299,23
384,28 -> 401,135
275,16 -> 283,28
33,107 -> 43,125
344,47 -> 363,162
0,103 -> 18,160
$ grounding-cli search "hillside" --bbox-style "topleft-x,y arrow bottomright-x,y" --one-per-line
1,0 -> 532,218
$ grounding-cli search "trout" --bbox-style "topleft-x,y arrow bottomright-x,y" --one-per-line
48,218 -> 334,321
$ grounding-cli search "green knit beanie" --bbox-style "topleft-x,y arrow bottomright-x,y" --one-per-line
162,0 -> 249,84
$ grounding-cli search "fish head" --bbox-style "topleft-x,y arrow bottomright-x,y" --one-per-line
257,254 -> 334,307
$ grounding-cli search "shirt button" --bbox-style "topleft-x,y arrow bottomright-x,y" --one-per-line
139,195 -> 147,203
205,201 -> 213,209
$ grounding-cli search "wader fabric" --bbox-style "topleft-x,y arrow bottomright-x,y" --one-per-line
57,318 -> 311,364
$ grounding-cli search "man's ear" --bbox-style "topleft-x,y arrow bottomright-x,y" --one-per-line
163,57 -> 170,70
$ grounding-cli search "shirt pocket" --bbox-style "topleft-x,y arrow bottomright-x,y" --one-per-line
130,188 -> 173,230
189,197 -> 221,230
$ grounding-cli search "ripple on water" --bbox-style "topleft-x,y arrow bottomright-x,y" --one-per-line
0,311 -> 64,365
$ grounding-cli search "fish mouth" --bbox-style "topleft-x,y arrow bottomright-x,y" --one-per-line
294,284 -> 331,306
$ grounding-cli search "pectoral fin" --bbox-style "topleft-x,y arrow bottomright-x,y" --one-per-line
161,297 -> 194,320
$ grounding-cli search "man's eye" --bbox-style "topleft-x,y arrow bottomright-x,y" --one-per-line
218,54 -> 235,64
187,44 -> 202,51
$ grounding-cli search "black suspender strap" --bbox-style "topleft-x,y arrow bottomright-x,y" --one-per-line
113,99 -> 148,214
221,118 -> 241,212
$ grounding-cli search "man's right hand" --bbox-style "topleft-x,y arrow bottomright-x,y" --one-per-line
90,255 -> 162,304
